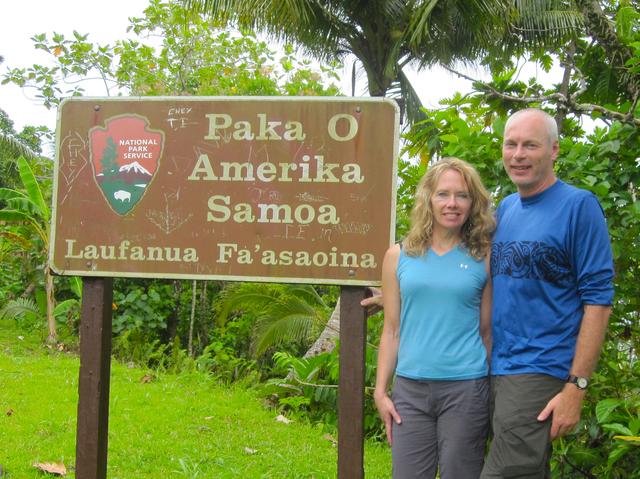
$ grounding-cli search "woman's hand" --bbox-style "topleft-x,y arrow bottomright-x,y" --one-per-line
374,390 -> 402,445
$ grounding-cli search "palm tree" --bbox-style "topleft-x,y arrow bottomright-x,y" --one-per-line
183,0 -> 592,360
185,0 -> 521,121
183,0 -> 509,351
215,283 -> 331,356
185,0 -> 584,354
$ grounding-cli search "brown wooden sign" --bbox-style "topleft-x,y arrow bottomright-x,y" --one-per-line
50,97 -> 398,285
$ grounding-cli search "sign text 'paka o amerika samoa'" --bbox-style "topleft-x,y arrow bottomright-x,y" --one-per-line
50,97 -> 399,285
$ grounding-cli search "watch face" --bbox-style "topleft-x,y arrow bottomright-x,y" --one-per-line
577,377 -> 588,389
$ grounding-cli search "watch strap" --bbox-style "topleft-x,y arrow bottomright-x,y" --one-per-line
567,374 -> 589,389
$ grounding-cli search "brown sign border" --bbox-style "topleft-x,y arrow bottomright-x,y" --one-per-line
50,96 -> 399,286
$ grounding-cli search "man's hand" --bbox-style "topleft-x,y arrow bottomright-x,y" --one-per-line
360,287 -> 383,316
537,384 -> 585,439
374,390 -> 402,445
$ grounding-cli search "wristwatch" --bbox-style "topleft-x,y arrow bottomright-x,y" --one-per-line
567,375 -> 589,390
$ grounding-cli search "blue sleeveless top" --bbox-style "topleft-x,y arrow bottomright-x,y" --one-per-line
396,246 -> 488,380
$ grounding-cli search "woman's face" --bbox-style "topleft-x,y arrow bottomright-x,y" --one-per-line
430,169 -> 472,235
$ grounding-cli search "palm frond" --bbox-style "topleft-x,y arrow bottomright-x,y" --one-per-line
0,297 -> 41,322
214,282 -> 329,356
215,287 -> 280,325
215,282 -> 327,324
188,0 -> 343,61
276,296 -> 316,317
288,284 -> 327,308
510,0 -> 583,45
393,69 -> 428,126
0,133 -> 38,161
594,65 -> 617,103
409,0 -> 512,64
254,313 -> 317,356
407,0 -> 440,47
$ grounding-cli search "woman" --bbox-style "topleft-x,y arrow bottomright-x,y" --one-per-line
375,157 -> 495,478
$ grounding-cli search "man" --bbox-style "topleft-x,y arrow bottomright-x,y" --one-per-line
363,108 -> 614,478
481,108 -> 614,477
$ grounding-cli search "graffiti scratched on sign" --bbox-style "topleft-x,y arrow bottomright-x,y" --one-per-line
50,97 -> 399,285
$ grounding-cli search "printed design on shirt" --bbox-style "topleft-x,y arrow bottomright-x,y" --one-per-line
491,241 -> 572,285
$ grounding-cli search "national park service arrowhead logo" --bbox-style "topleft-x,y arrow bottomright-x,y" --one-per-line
89,115 -> 164,215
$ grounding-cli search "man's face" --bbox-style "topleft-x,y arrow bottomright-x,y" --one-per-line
502,112 -> 559,197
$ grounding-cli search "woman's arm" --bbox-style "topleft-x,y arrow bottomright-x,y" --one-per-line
373,244 -> 402,444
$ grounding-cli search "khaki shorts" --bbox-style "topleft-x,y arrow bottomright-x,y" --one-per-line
480,374 -> 565,479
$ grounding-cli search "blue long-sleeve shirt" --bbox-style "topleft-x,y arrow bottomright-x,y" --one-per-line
491,180 -> 614,379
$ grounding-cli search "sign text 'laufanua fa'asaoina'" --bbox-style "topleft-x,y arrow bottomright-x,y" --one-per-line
50,97 -> 399,285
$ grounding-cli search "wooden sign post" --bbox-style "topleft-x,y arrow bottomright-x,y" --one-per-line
338,286 -> 368,478
75,278 -> 113,479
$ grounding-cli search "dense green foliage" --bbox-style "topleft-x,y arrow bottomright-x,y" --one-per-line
260,312 -> 386,441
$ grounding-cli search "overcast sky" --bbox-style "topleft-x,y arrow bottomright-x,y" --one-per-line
0,0 -> 149,133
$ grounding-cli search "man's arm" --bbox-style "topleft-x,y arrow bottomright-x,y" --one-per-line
537,304 -> 611,439
480,255 -> 492,364
360,287 -> 383,316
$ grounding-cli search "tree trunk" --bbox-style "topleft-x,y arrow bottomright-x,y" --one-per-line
555,41 -> 576,134
303,298 -> 341,358
574,0 -> 640,102
21,282 -> 36,298
162,280 -> 182,344
199,281 -> 209,348
45,266 -> 56,344
188,280 -> 197,357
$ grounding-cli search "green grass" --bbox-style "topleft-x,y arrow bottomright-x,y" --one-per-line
0,320 -> 391,478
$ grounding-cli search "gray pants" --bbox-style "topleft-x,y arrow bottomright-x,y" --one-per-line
391,376 -> 490,479
480,374 -> 565,479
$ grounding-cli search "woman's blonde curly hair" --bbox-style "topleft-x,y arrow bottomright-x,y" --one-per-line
402,157 -> 495,260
